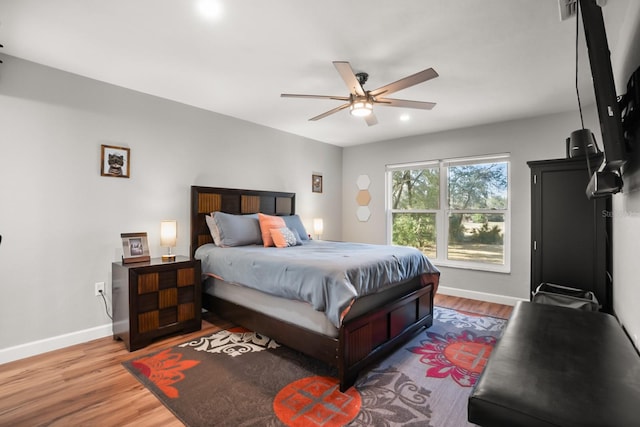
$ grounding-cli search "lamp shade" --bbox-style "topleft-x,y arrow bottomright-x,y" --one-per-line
160,220 -> 177,247
313,218 -> 324,236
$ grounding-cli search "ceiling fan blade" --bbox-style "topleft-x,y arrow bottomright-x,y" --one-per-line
375,98 -> 436,110
333,61 -> 366,96
281,93 -> 350,101
309,103 -> 351,121
364,113 -> 378,126
370,68 -> 439,97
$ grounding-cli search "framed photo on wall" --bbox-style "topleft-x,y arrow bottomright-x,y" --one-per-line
101,144 -> 130,178
121,232 -> 151,264
312,174 -> 323,193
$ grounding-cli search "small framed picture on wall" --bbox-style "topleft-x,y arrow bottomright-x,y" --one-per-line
101,144 -> 130,178
121,232 -> 151,264
312,174 -> 323,193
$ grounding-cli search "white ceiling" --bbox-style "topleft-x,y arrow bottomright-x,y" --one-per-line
0,0 -> 632,147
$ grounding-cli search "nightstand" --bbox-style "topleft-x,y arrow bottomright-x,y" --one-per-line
112,256 -> 201,351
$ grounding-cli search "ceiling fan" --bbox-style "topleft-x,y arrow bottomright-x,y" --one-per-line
281,61 -> 438,126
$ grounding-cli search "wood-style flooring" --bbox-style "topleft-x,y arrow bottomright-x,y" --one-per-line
0,295 -> 512,426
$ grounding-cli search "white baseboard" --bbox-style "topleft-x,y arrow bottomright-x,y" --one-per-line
0,323 -> 112,365
437,286 -> 525,307
0,287 -> 523,365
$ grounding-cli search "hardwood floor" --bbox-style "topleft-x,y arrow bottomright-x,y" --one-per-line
435,294 -> 513,319
0,296 -> 512,426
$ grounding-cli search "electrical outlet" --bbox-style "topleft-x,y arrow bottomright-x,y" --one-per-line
95,282 -> 105,297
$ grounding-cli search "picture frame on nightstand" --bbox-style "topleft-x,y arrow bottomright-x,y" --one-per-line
121,232 -> 151,264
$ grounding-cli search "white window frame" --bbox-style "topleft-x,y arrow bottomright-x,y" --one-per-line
386,153 -> 511,273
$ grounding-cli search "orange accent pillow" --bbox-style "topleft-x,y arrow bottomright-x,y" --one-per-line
258,213 -> 286,247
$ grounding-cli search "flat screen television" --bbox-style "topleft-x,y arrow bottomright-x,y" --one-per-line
580,0 -> 627,171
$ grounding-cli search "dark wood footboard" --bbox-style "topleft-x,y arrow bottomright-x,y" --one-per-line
339,283 -> 433,390
202,282 -> 434,391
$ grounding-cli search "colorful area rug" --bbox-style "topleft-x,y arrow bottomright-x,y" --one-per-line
123,307 -> 507,426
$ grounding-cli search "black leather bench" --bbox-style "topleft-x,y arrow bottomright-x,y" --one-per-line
468,301 -> 640,427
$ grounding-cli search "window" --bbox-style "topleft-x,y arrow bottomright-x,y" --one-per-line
387,154 -> 510,272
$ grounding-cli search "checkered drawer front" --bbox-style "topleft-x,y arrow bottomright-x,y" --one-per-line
136,267 -> 197,334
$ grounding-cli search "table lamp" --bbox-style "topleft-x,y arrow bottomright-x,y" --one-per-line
313,218 -> 323,240
160,220 -> 177,261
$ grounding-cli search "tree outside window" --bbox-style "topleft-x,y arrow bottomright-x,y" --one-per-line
388,155 -> 509,271
391,167 -> 439,259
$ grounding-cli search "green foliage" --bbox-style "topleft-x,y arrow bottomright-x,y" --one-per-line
449,214 -> 504,245
470,222 -> 503,244
448,163 -> 508,210
470,213 -> 504,223
449,219 -> 466,243
392,213 -> 436,251
392,168 -> 439,210
391,161 -> 507,258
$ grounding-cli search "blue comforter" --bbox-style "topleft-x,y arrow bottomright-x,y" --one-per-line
195,240 -> 439,328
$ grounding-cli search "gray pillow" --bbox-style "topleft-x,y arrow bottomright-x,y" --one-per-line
212,211 -> 263,247
283,215 -> 309,240
290,228 -> 303,245
205,214 -> 222,246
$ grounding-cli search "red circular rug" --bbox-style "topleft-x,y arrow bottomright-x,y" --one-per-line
273,376 -> 361,426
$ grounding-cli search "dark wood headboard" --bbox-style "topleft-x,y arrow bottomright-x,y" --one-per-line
190,186 -> 296,258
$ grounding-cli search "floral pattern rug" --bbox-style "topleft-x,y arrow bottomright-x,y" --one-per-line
123,307 -> 507,427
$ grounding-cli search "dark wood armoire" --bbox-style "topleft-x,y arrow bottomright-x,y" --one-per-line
528,155 -> 612,312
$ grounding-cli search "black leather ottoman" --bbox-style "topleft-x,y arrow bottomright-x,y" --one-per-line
468,301 -> 640,427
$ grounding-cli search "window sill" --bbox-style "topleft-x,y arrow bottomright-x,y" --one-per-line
433,259 -> 511,274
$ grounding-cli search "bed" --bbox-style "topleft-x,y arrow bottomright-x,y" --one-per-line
190,185 -> 440,391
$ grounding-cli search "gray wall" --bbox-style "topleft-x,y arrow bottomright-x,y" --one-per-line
0,56 -> 343,352
611,1 -> 640,350
342,108 -> 599,303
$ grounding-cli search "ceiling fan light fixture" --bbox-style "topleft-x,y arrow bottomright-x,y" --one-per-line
350,100 -> 373,117
281,61 -> 438,125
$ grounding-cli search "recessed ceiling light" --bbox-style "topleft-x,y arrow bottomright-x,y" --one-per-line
197,0 -> 224,20
400,114 -> 411,122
